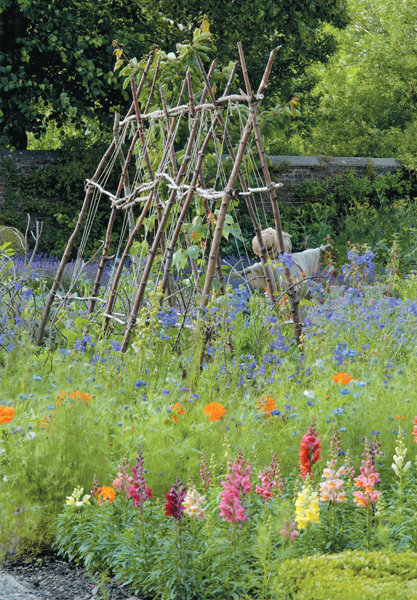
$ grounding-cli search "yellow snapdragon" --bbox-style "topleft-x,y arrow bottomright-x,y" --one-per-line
295,481 -> 320,530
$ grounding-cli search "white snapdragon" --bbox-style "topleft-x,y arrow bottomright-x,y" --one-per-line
65,486 -> 91,507
183,487 -> 205,519
391,435 -> 411,477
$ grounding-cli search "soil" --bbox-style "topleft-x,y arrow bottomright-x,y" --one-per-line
2,551 -> 139,600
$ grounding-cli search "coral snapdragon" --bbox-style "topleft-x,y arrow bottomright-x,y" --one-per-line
353,439 -> 381,507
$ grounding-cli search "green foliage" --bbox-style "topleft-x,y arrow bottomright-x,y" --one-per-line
275,551 -> 417,600
282,0 -> 417,169
0,139 -> 125,257
156,0 -> 348,99
0,0 -> 175,148
0,225 -> 27,254
276,170 -> 417,270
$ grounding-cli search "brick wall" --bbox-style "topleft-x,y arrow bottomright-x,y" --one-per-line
269,156 -> 402,204
0,150 -> 402,214
0,150 -> 61,211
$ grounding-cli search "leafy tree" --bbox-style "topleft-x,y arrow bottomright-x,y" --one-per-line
283,0 -> 417,166
156,0 -> 349,97
1,0 -> 348,149
0,0 -> 173,148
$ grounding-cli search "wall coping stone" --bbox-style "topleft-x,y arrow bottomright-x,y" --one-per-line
0,149 -> 61,163
268,155 -> 401,169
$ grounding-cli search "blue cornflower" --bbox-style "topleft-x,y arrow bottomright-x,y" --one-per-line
134,380 -> 147,387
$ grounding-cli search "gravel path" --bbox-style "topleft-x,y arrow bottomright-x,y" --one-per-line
0,569 -> 42,600
1,552 -> 138,600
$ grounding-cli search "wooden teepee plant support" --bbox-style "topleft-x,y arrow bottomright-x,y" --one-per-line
35,43 -> 303,351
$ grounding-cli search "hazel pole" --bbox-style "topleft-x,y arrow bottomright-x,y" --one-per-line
237,42 -> 303,347
120,63 -> 218,352
35,138 -> 116,346
159,63 -> 238,295
195,54 -> 276,305
104,77 -> 189,327
87,59 -> 159,317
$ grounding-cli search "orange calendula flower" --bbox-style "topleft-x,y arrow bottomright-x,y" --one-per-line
203,402 -> 226,422
0,405 -> 14,425
171,402 -> 185,424
97,486 -> 116,505
69,391 -> 91,402
257,396 -> 277,417
331,372 -> 357,385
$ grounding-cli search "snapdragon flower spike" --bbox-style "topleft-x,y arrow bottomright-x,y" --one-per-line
353,438 -> 381,507
165,477 -> 187,521
219,450 -> 252,523
279,520 -> 299,542
392,430 -> 411,477
130,444 -> 152,508
319,460 -> 347,503
255,470 -> 275,502
269,451 -> 285,496
183,485 -> 206,519
412,416 -> 417,443
329,424 -> 342,463
299,420 -> 322,479
200,450 -> 212,491
90,474 -> 100,499
113,453 -> 134,498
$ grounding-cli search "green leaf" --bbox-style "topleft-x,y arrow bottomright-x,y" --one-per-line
185,244 -> 200,260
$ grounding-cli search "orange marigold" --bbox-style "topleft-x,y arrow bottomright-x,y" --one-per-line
331,372 -> 356,385
0,405 -> 14,425
257,396 -> 277,416
203,402 -> 226,422
97,486 -> 116,505
171,402 -> 185,424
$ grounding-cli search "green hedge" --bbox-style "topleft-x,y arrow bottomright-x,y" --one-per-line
0,138 -> 124,258
275,551 -> 417,600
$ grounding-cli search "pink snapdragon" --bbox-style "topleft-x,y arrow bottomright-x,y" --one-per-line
112,454 -> 134,498
219,450 -> 251,523
353,439 -> 381,507
319,462 -> 347,503
255,451 -> 284,501
129,444 -> 152,508
255,470 -> 275,502
279,520 -> 300,542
